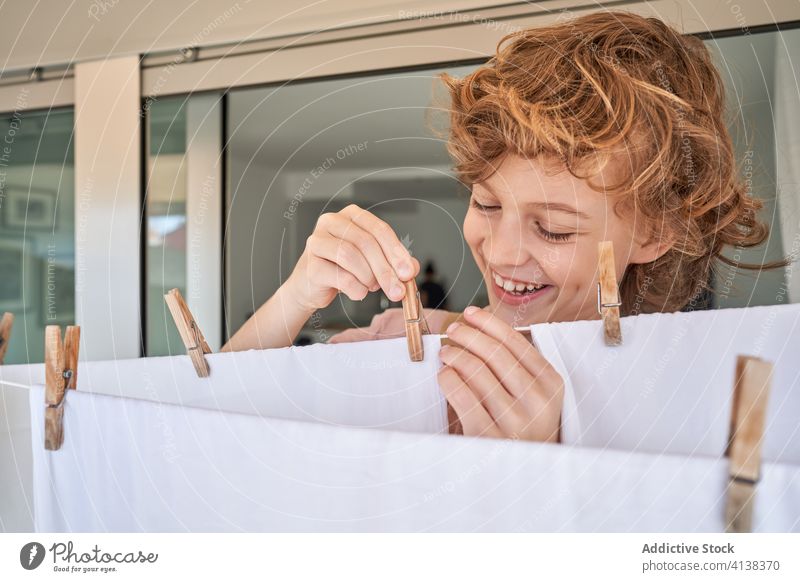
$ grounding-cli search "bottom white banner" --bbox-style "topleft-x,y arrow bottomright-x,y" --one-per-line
0,533 -> 797,581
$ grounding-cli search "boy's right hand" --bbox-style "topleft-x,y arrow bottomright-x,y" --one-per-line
285,204 -> 420,311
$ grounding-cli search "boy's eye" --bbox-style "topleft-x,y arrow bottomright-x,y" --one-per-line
536,222 -> 574,242
470,199 -> 499,212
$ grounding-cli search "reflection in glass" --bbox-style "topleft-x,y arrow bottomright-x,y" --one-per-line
706,28 -> 800,308
226,64 -> 482,344
145,97 -> 188,356
0,108 -> 74,364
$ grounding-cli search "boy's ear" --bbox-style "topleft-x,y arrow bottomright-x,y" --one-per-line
628,224 -> 675,265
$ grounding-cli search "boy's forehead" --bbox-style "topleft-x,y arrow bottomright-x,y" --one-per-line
477,154 -> 612,214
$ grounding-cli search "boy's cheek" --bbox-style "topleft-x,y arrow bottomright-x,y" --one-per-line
463,224 -> 494,285
462,213 -> 483,254
542,247 -> 581,288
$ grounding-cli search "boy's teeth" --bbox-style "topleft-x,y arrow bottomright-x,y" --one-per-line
493,271 -> 546,294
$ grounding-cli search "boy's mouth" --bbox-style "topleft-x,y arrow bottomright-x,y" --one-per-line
490,270 -> 553,303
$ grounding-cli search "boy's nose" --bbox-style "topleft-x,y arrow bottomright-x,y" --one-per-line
484,228 -> 533,267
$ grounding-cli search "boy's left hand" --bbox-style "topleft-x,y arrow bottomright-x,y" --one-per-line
437,306 -> 563,442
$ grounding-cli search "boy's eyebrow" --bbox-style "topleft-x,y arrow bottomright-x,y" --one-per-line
478,183 -> 591,219
527,201 -> 591,219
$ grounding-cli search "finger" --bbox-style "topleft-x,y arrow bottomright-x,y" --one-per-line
306,233 -> 379,291
307,256 -> 369,301
438,345 -> 516,423
340,204 -> 415,280
444,321 -> 535,401
410,256 -> 421,279
323,212 -> 405,301
461,306 -> 559,382
437,366 -> 501,438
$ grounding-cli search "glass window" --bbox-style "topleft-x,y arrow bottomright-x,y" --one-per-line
145,94 -> 223,356
146,97 -> 188,357
223,28 -> 800,346
706,27 -> 800,309
226,63 -> 483,344
0,108 -> 74,364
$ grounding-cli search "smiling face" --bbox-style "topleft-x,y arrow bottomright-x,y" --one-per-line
463,153 -> 667,326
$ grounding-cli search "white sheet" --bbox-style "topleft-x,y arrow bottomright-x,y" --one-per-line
531,303 -> 800,464
28,385 -> 800,532
5,334 -> 446,433
2,335 -> 445,531
0,366 -> 37,532
7,303 -> 800,532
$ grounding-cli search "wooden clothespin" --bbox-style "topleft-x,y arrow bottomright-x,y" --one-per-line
402,279 -> 430,362
724,354 -> 772,533
164,288 -> 211,377
402,286 -> 462,433
0,312 -> 14,365
44,325 -> 80,451
597,241 -> 622,346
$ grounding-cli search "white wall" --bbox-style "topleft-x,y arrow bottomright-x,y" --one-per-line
0,0 -> 512,71
74,56 -> 141,361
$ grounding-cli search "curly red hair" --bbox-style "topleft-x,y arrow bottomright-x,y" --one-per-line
439,11 -> 786,314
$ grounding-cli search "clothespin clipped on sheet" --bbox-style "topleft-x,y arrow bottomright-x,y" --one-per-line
724,354 -> 773,533
44,325 -> 80,451
164,288 -> 212,377
402,279 -> 430,362
597,241 -> 622,346
0,312 -> 14,365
